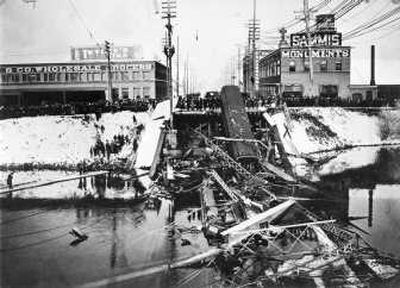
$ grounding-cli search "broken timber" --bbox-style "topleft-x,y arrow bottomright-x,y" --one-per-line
0,171 -> 109,195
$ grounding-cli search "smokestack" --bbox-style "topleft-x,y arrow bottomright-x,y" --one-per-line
370,45 -> 376,86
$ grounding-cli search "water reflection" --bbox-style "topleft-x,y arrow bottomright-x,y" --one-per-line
0,170 -> 145,200
307,147 -> 400,257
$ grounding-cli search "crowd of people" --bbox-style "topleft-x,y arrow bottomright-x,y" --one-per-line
176,96 -> 222,111
175,94 -> 396,111
0,98 -> 157,120
1,93 -> 396,120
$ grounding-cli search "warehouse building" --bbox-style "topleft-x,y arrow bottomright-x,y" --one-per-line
0,46 -> 167,106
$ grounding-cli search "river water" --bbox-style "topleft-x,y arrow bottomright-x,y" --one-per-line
1,147 -> 400,287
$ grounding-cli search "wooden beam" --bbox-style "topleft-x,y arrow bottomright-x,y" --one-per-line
0,171 -> 109,195
262,160 -> 296,182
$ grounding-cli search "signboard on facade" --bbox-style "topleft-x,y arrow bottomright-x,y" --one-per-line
315,14 -> 336,32
282,48 -> 350,58
70,46 -> 137,61
2,63 -> 153,74
290,32 -> 342,47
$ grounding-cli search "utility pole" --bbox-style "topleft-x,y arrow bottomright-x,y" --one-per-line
237,47 -> 241,87
303,0 -> 314,98
248,0 -> 260,99
104,40 -> 113,102
176,35 -> 180,99
162,0 -> 176,130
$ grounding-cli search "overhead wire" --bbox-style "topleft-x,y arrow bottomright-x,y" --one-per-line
65,0 -> 102,48
343,5 -> 400,40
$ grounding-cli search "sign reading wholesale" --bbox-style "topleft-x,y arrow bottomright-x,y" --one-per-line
282,48 -> 350,58
290,32 -> 342,47
2,63 -> 153,74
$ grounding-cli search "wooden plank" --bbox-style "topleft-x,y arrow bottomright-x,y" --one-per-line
221,199 -> 296,237
0,171 -> 109,195
262,160 -> 296,182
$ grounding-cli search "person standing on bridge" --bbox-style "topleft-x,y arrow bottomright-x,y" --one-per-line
7,172 -> 14,189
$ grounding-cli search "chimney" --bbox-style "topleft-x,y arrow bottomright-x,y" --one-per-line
370,45 -> 376,86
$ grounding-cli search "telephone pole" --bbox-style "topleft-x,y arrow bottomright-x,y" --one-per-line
162,0 -> 176,130
104,40 -> 113,102
303,0 -> 314,97
248,0 -> 260,99
176,35 -> 180,99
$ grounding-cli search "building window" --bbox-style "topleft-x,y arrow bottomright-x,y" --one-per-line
132,71 -> 141,80
143,71 -> 151,80
70,73 -> 79,82
121,72 -> 130,81
289,61 -> 296,72
80,73 -> 88,82
320,85 -> 338,98
304,61 -> 310,71
112,72 -> 120,81
28,73 -> 40,82
133,87 -> 141,99
122,87 -> 129,99
335,61 -> 342,71
93,73 -> 101,81
320,60 -> 327,72
143,87 -> 151,98
49,73 -> 56,82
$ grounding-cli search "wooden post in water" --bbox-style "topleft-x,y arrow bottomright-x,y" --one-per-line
368,188 -> 373,227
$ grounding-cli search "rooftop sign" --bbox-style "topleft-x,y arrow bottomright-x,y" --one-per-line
290,32 -> 342,47
70,46 -> 137,61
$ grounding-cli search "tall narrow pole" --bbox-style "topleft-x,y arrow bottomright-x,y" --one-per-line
176,35 -> 180,98
162,0 -> 176,129
237,47 -> 241,87
304,0 -> 314,97
248,0 -> 259,99
104,40 -> 113,102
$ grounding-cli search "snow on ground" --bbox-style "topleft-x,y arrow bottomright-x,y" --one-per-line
135,100 -> 170,169
0,111 -> 149,167
268,107 -> 383,155
318,146 -> 380,176
266,107 -> 399,177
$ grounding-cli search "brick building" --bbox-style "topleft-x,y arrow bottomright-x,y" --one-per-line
258,14 -> 353,101
0,46 -> 167,106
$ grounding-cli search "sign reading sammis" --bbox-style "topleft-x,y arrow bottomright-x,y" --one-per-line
290,32 -> 342,47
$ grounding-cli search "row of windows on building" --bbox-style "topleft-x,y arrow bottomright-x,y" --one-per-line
288,60 -> 343,73
0,70 -> 155,84
260,84 -> 340,97
260,59 -> 344,77
116,86 -> 151,99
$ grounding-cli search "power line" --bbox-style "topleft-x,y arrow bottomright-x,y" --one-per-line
343,6 -> 400,40
66,0 -> 102,48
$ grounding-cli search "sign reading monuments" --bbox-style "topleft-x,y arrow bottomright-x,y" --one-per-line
282,48 -> 350,58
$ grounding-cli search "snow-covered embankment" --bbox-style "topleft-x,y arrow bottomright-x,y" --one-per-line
0,111 -> 149,168
266,107 -> 400,176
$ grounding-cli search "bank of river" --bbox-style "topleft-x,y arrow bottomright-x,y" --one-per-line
1,146 -> 399,287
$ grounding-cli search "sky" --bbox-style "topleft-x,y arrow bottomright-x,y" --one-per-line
1,0 -> 399,93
